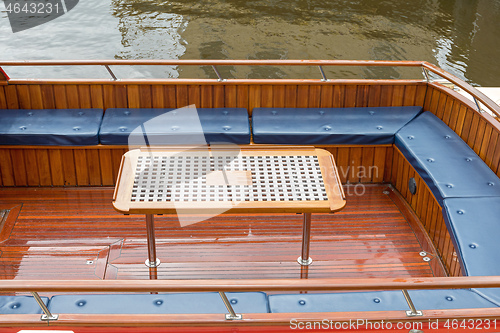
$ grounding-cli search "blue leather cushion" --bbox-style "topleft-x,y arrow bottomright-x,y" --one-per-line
268,289 -> 496,313
396,112 -> 500,204
251,106 -> 422,145
442,197 -> 500,277
0,109 -> 103,145
99,108 -> 250,145
48,292 -> 269,314
0,296 -> 50,314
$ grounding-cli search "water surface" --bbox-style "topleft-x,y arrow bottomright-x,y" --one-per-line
0,0 -> 499,85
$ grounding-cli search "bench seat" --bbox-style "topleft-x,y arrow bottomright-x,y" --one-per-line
99,108 -> 250,145
47,292 -> 269,314
0,296 -> 50,314
251,106 -> 422,145
268,289 -> 497,313
0,108 -> 103,146
395,112 -> 500,204
442,197 -> 500,305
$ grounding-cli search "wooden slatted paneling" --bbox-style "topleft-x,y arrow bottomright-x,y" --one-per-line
424,83 -> 500,178
391,148 -> 461,277
0,81 -> 428,112
0,81 -> 426,187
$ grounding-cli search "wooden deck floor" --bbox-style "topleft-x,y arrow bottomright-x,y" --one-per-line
0,185 -> 436,280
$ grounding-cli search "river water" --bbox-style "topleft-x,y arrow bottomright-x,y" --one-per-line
1,0 -> 499,85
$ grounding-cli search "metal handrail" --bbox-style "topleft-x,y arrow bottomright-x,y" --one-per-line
0,59 -> 499,118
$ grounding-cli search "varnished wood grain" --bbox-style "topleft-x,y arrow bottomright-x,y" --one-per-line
391,147 -> 461,277
424,83 -> 500,179
1,81 -> 427,112
0,185 -> 434,280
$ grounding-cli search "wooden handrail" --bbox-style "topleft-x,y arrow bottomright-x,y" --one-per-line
2,276 -> 500,293
0,59 -> 426,67
423,62 -> 500,118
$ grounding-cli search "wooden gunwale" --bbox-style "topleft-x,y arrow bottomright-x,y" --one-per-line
1,61 -> 500,325
6,79 -> 426,86
1,59 -> 498,116
2,310 -> 500,328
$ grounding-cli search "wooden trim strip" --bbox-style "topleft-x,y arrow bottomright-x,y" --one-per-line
3,310 -> 500,328
6,79 -> 428,86
2,276 -> 500,292
0,59 -> 427,66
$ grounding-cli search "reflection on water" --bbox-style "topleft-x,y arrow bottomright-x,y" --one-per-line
0,0 -> 499,85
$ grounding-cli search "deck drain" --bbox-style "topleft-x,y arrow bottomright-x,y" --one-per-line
86,260 -> 94,265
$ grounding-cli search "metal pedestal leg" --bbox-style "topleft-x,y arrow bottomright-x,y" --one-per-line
145,214 -> 160,267
297,213 -> 313,266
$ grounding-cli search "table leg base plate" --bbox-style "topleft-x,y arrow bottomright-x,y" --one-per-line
297,256 -> 313,266
145,258 -> 161,268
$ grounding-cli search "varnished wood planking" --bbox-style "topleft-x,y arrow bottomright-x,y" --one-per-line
260,85 -> 273,107
391,148 -> 461,276
0,86 -> 7,109
60,150 -> 77,186
65,85 -> 80,108
319,85 -> 333,108
296,85 -> 309,108
367,85 -> 381,107
2,81 -> 428,112
16,85 -> 31,109
77,85 -> 92,108
48,149 -> 64,186
90,85 -> 104,109
74,149 -> 89,186
236,85 -> 249,109
284,85 -> 297,108
36,149 -> 51,186
200,85 -> 212,108
138,85 -> 152,108
24,149 -> 39,186
424,84 -> 500,179
115,85 -> 128,108
212,85 -> 224,107
4,85 -> 19,109
272,85 -> 285,108
53,85 -> 68,109
0,185 -> 434,280
103,85 -> 116,109
224,85 -> 237,107
127,85 -> 140,108
99,149 -> 115,186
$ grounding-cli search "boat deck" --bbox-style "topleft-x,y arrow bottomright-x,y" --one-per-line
0,185 -> 436,281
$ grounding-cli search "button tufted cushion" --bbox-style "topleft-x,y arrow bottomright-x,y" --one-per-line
99,108 -> 250,145
0,296 -> 50,314
48,292 -> 269,314
442,197 -> 500,277
268,289 -> 497,313
251,106 -> 422,145
442,197 -> 500,306
269,291 -> 408,313
396,112 -> 500,204
0,109 -> 103,145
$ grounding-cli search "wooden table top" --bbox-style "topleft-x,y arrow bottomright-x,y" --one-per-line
113,146 -> 346,215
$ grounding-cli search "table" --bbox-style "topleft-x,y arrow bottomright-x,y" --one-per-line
113,146 -> 345,268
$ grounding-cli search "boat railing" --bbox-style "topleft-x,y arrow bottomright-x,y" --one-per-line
2,276 -> 500,324
1,59 -> 499,118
